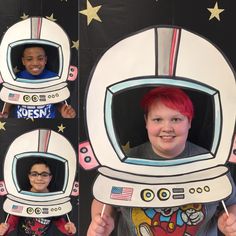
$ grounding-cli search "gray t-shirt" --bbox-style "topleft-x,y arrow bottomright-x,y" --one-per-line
116,142 -> 236,236
127,141 -> 208,160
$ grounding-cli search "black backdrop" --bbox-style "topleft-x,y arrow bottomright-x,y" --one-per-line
79,0 -> 236,235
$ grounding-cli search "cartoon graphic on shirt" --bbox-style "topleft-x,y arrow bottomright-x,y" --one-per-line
21,218 -> 51,235
132,204 -> 205,236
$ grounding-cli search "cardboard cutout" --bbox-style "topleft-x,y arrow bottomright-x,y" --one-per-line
80,26 -> 236,208
0,17 -> 77,106
1,129 -> 77,218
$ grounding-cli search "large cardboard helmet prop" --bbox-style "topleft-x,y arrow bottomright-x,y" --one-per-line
2,129 -> 76,218
0,17 -> 77,106
80,26 -> 236,207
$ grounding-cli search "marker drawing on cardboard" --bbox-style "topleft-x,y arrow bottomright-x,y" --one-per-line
79,26 -> 236,208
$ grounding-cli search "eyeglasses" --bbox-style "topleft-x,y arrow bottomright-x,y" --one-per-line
29,172 -> 51,178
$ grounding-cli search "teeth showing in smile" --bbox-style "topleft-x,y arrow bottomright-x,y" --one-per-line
160,135 -> 175,141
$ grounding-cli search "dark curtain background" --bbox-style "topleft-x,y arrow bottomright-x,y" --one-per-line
0,0 -> 78,235
79,0 -> 236,235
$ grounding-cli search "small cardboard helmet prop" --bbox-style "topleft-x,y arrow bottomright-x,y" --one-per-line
0,17 -> 77,106
3,129 -> 76,218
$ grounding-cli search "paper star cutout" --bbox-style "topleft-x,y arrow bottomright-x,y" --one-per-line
26,117 -> 34,121
80,0 -> 102,26
207,2 -> 225,21
20,13 -> 29,20
0,121 -> 6,131
58,124 -> 66,133
13,66 -> 20,74
71,40 -> 79,50
46,13 -> 57,22
122,141 -> 131,153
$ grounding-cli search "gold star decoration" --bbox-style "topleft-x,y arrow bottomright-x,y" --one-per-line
20,13 -> 29,20
122,141 -> 131,153
26,117 -> 34,121
13,66 -> 20,74
58,123 -> 66,133
207,2 -> 225,21
71,40 -> 79,50
0,121 -> 6,131
46,13 -> 57,22
79,0 -> 102,26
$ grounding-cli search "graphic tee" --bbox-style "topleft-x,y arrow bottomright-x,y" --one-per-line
15,104 -> 57,119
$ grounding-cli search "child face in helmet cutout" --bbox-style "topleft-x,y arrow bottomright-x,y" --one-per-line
0,160 -> 77,235
21,46 -> 48,77
143,86 -> 192,159
28,162 -> 52,193
0,44 -> 76,119
87,86 -> 236,236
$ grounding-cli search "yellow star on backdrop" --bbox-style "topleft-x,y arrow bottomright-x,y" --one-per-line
58,124 -> 66,133
207,2 -> 224,21
0,121 -> 6,131
80,0 -> 102,26
20,13 -> 29,20
13,66 -> 20,74
72,40 -> 79,50
26,117 -> 34,121
46,13 -> 57,22
122,141 -> 131,153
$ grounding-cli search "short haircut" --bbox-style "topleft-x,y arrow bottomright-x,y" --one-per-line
140,86 -> 194,121
22,44 -> 46,56
28,159 -> 52,174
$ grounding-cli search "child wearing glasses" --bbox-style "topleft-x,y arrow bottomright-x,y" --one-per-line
0,160 -> 76,235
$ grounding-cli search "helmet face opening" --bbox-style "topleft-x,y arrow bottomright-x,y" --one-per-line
106,79 -> 216,167
9,41 -> 62,84
14,153 -> 67,197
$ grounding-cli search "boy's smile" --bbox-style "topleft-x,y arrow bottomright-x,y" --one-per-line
28,163 -> 52,193
22,47 -> 47,76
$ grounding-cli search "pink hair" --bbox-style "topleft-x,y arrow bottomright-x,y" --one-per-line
141,86 -> 194,121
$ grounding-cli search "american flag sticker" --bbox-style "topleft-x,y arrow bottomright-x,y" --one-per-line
110,186 -> 133,201
8,93 -> 20,101
12,204 -> 23,213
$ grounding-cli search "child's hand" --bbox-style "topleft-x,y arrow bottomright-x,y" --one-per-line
87,214 -> 115,236
0,112 -> 8,118
60,104 -> 76,118
218,212 -> 236,236
0,223 -> 9,236
64,222 -> 76,235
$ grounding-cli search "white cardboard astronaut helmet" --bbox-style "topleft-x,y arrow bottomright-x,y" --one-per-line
0,17 -> 77,106
80,26 -> 236,208
3,129 -> 76,218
